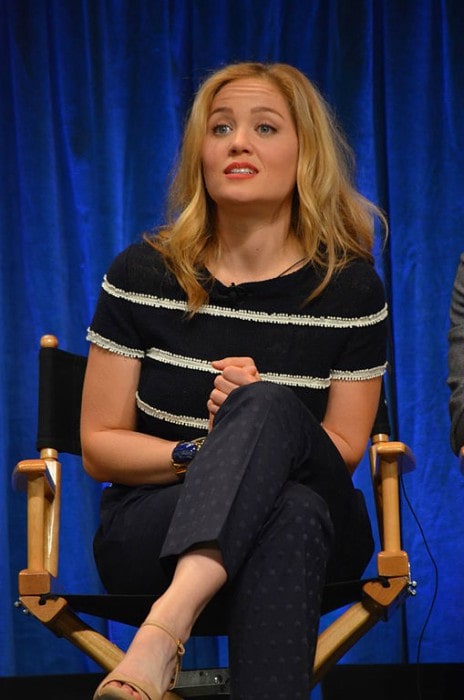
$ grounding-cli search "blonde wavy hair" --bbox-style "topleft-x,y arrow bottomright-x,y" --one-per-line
145,61 -> 387,313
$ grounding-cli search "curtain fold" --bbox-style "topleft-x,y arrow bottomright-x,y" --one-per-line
2,0 -> 463,679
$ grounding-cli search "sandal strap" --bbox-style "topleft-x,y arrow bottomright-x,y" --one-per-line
142,621 -> 185,689
93,671 -> 153,700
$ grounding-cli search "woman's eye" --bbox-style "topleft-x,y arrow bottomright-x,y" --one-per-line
257,123 -> 276,135
212,123 -> 232,135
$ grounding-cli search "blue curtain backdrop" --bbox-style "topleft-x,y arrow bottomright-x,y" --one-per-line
2,0 -> 464,683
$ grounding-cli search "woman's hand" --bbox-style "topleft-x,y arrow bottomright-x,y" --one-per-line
207,356 -> 261,429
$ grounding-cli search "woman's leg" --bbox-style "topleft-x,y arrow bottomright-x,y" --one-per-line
95,383 -> 367,698
95,545 -> 228,698
227,482 -> 332,700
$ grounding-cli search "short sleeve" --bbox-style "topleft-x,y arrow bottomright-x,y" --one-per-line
330,261 -> 388,379
86,245 -> 146,358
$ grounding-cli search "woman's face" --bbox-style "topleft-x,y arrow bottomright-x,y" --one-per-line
201,78 -> 299,215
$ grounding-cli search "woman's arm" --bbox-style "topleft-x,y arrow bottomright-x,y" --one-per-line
321,376 -> 382,474
80,344 -> 178,485
208,356 -> 381,474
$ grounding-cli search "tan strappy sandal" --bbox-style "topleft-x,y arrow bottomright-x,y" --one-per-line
142,621 -> 185,690
92,621 -> 185,700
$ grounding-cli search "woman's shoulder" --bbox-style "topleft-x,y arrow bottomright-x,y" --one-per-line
105,239 -> 173,292
328,258 -> 386,310
107,239 -> 161,272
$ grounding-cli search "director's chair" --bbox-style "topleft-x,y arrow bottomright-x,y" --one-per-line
13,334 -> 417,697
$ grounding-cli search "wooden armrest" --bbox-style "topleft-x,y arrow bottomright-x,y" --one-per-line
460,446 -> 464,475
13,451 -> 61,580
12,456 -> 58,495
369,438 -> 414,577
371,440 -> 416,475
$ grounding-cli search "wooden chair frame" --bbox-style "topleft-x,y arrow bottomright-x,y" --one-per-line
13,334 -> 416,696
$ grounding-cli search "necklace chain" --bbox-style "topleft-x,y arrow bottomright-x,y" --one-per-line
225,255 -> 308,287
277,256 -> 308,277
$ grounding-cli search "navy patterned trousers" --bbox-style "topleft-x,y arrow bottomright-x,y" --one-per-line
94,382 -> 374,699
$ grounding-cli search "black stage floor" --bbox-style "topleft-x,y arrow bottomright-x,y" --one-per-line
1,664 -> 463,699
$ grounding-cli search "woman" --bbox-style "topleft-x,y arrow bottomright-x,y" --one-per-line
82,61 -> 388,700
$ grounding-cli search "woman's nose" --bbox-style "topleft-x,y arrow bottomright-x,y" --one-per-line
228,129 -> 252,154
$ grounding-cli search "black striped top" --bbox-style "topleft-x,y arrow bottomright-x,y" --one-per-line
87,241 -> 388,442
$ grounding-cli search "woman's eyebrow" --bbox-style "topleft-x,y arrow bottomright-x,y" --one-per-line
209,105 -> 284,118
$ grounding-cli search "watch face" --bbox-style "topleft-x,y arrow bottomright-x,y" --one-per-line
172,441 -> 198,464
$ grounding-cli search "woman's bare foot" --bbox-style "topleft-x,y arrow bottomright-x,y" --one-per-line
95,548 -> 226,699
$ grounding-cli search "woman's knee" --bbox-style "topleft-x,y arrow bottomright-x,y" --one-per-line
276,482 -> 333,536
223,381 -> 300,416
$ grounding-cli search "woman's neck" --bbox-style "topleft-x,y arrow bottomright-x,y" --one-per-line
207,219 -> 306,287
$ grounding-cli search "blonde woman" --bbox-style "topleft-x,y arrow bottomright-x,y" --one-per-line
83,62 -> 388,700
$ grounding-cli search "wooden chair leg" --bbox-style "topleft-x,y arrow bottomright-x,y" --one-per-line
19,595 -> 124,671
312,576 -> 411,687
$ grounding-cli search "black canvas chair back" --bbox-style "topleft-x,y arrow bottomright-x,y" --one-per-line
37,340 -> 87,455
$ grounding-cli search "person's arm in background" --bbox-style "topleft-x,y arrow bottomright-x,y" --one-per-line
447,252 -> 464,456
